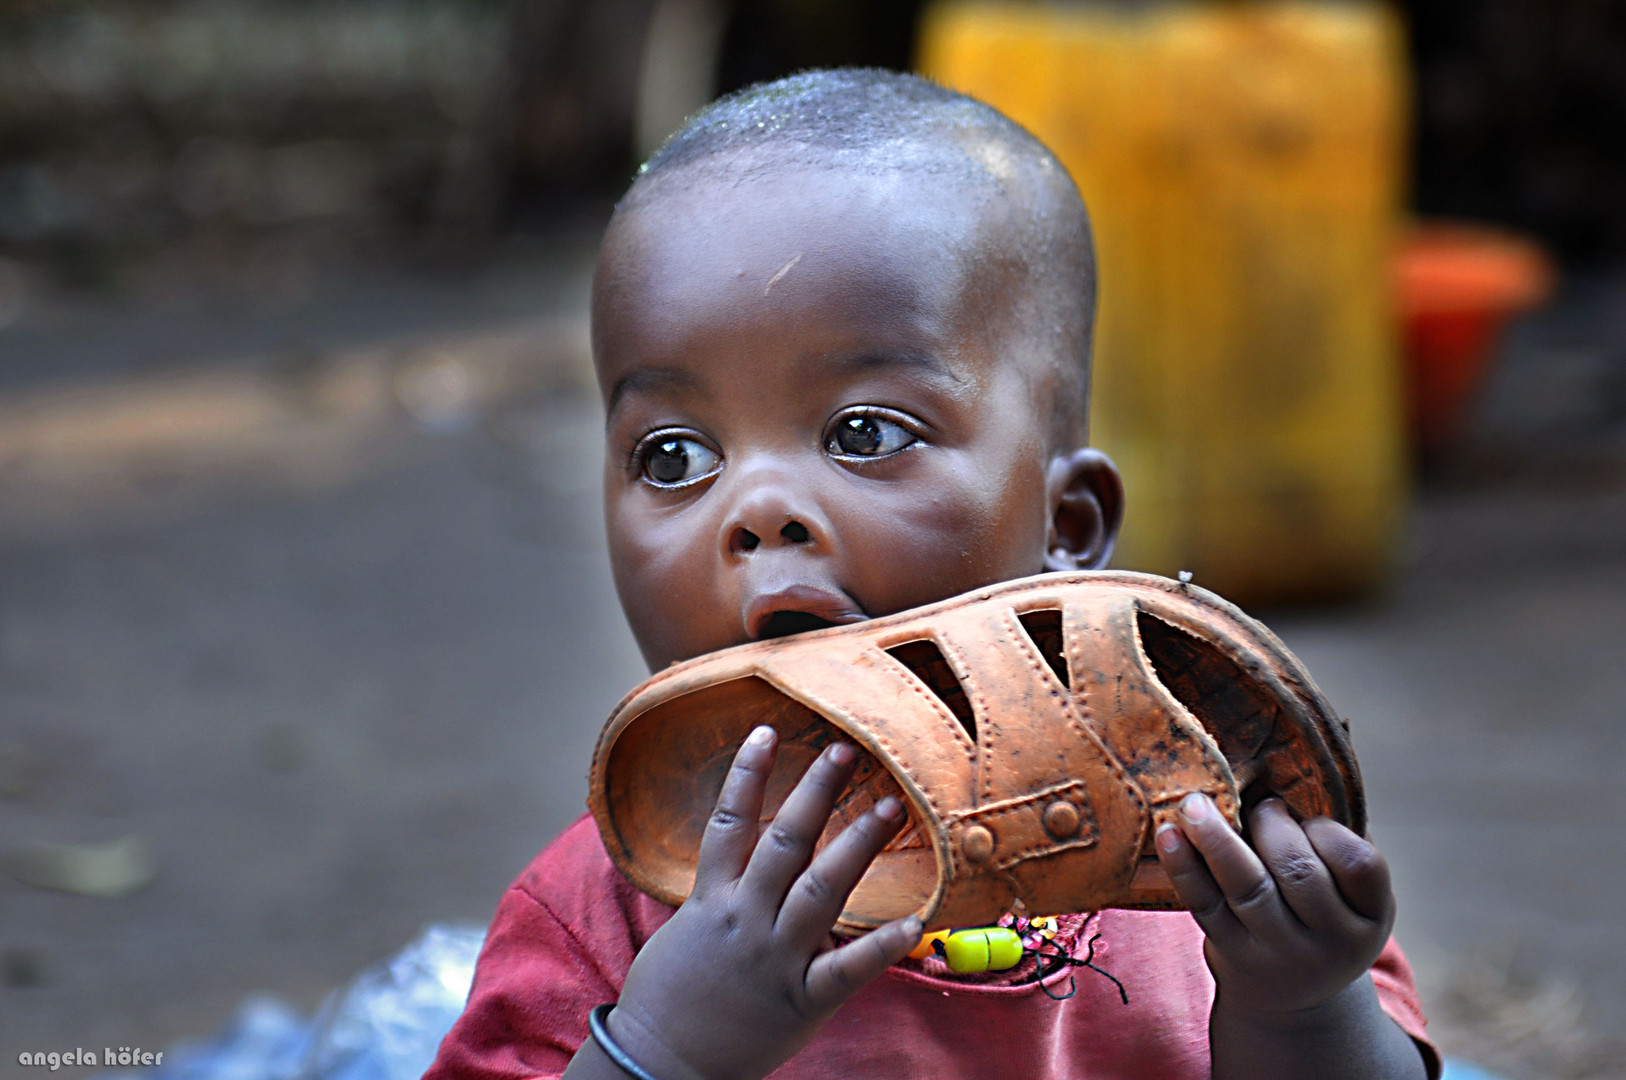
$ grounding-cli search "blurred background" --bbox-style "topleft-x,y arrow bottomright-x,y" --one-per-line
1,1 -> 1622,1078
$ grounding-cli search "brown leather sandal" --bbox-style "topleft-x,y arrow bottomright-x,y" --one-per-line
589,571 -> 1363,934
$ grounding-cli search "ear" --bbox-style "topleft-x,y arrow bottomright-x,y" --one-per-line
1043,448 -> 1124,571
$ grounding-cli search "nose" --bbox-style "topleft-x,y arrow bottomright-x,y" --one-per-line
719,467 -> 830,558
730,520 -> 811,553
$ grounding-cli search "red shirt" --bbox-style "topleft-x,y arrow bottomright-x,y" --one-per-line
428,815 -> 1437,1079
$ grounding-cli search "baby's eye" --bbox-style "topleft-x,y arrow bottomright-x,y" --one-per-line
828,414 -> 917,458
638,435 -> 721,487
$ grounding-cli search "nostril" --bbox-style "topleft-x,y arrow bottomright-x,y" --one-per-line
731,527 -> 761,553
781,521 -> 810,544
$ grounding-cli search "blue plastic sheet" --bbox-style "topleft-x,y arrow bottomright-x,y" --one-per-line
1440,1061 -> 1514,1080
98,923 -> 484,1080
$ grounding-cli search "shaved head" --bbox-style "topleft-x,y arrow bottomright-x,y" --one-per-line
618,68 -> 1097,447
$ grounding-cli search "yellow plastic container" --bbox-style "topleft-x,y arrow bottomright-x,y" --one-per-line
919,1 -> 1410,603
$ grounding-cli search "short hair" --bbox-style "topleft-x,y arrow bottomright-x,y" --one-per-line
621,68 -> 1096,445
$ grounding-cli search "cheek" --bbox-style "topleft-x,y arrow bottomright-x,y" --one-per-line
840,451 -> 1050,611
607,499 -> 731,663
940,461 -> 1050,576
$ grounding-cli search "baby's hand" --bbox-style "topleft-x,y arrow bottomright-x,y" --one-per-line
1154,793 -> 1395,1016
595,725 -> 923,1080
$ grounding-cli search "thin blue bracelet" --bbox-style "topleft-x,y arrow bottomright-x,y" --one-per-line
588,1004 -> 665,1080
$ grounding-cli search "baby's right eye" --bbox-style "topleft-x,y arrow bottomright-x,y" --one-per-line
638,434 -> 721,487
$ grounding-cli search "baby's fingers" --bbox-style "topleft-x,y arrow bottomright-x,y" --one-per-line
691,725 -> 777,898
776,796 -> 906,950
1162,793 -> 1298,945
1155,814 -> 1247,954
1249,799 -> 1345,931
803,914 -> 924,1015
1305,818 -> 1395,927
741,742 -> 859,905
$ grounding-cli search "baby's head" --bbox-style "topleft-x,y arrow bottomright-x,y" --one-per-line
593,69 -> 1123,671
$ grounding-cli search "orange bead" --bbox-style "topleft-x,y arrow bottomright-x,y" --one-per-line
908,928 -> 951,961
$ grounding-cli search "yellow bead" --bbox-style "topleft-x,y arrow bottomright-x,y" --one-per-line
987,928 -> 1024,970
942,927 -> 1024,974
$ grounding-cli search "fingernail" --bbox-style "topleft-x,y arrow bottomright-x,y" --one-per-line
746,725 -> 774,747
827,743 -> 854,765
875,796 -> 901,820
1180,792 -> 1211,824
903,916 -> 924,937
1156,823 -> 1182,854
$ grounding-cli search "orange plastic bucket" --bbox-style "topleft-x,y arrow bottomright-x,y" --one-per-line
1395,223 -> 1555,451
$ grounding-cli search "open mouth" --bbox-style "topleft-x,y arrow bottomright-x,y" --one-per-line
758,611 -> 839,639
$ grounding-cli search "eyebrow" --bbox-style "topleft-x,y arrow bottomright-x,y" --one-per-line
830,351 -> 965,387
605,350 -> 965,418
605,368 -> 701,418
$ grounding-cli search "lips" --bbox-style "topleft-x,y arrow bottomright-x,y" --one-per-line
758,611 -> 840,638
744,585 -> 867,641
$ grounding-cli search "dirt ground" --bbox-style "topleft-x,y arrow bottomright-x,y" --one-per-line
1,247 -> 1623,1080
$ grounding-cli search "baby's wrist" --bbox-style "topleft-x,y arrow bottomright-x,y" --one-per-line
601,1001 -> 720,1080
1210,974 -> 1428,1080
1213,972 -> 1375,1032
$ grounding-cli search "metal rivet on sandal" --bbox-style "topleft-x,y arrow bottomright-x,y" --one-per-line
1043,800 -> 1080,838
963,825 -> 995,863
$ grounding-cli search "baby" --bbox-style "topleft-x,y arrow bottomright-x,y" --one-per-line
429,70 -> 1436,1080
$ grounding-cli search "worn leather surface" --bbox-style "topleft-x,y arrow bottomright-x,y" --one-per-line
589,571 -> 1364,933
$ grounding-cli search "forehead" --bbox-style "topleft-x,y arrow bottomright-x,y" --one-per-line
592,164 -> 1025,387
